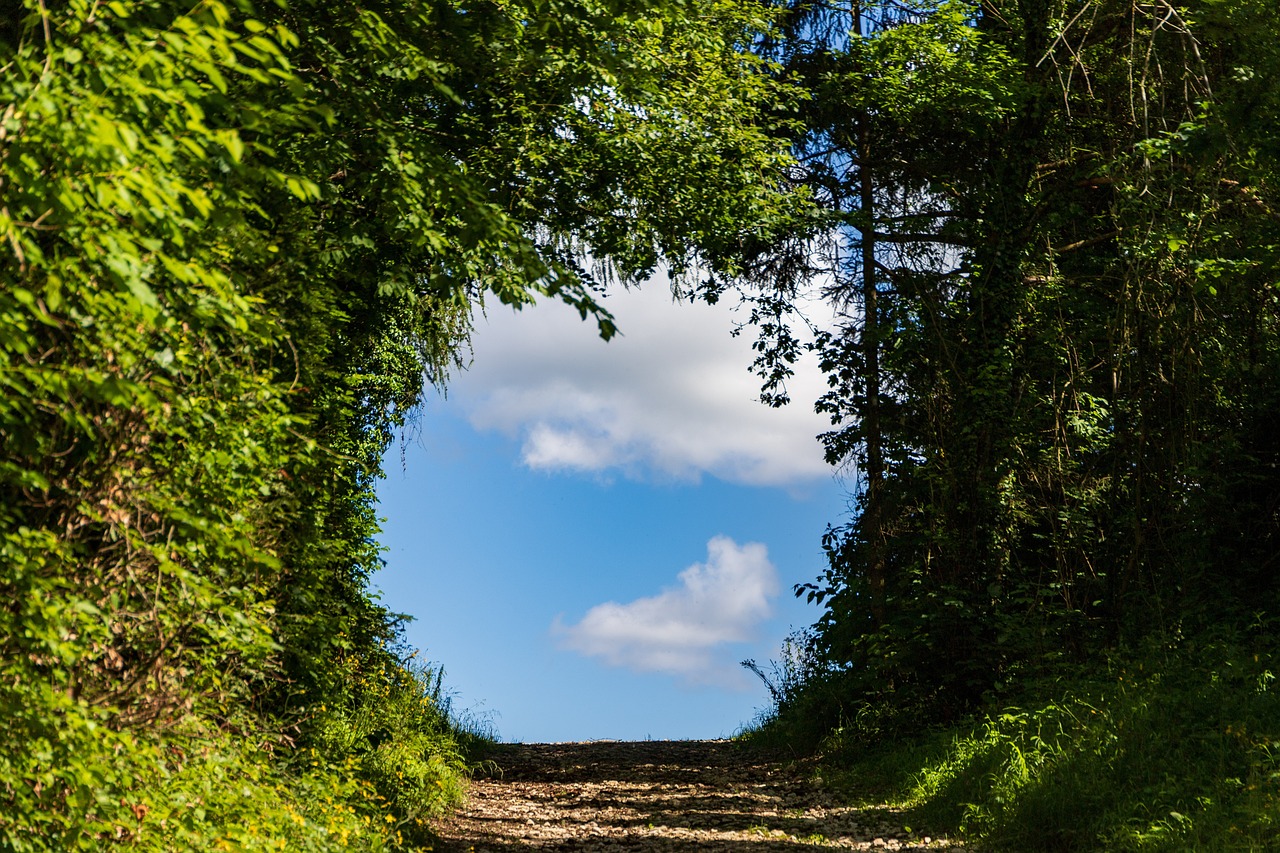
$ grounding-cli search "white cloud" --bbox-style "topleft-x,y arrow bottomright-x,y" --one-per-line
552,536 -> 779,684
453,281 -> 834,487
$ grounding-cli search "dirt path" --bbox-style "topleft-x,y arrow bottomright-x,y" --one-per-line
432,740 -> 958,851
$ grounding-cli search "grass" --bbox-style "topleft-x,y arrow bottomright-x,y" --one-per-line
741,639 -> 1280,851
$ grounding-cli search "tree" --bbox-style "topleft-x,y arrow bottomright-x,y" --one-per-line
0,0 -> 794,845
744,0 -> 1280,723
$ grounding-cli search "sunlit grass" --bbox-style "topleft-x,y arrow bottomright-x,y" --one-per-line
742,640 -> 1280,851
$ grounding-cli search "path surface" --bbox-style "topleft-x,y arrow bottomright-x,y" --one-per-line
433,740 -> 958,851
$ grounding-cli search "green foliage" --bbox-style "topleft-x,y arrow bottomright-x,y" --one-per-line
1,0 -> 792,846
0,666 -> 422,850
740,0 -> 1280,721
738,2 -> 1280,846
311,655 -> 470,829
787,640 -> 1280,851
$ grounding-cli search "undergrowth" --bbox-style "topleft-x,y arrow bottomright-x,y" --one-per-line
0,650 -> 491,851
741,638 -> 1280,850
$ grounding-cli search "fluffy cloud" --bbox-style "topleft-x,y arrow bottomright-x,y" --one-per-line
553,536 -> 779,683
454,283 -> 833,487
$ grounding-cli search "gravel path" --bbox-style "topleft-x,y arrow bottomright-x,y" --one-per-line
432,740 -> 958,851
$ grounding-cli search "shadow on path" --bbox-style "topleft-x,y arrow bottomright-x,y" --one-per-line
433,740 -> 957,852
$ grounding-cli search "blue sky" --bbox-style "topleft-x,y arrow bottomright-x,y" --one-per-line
374,282 -> 849,743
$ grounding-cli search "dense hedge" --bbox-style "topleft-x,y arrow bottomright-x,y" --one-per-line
0,0 -> 791,847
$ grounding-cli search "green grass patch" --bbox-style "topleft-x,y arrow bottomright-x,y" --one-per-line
746,641 -> 1280,851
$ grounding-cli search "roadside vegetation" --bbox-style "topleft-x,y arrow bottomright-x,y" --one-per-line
744,633 -> 1280,849
735,1 -> 1280,849
1,0 -> 789,848
8,0 -> 1280,848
